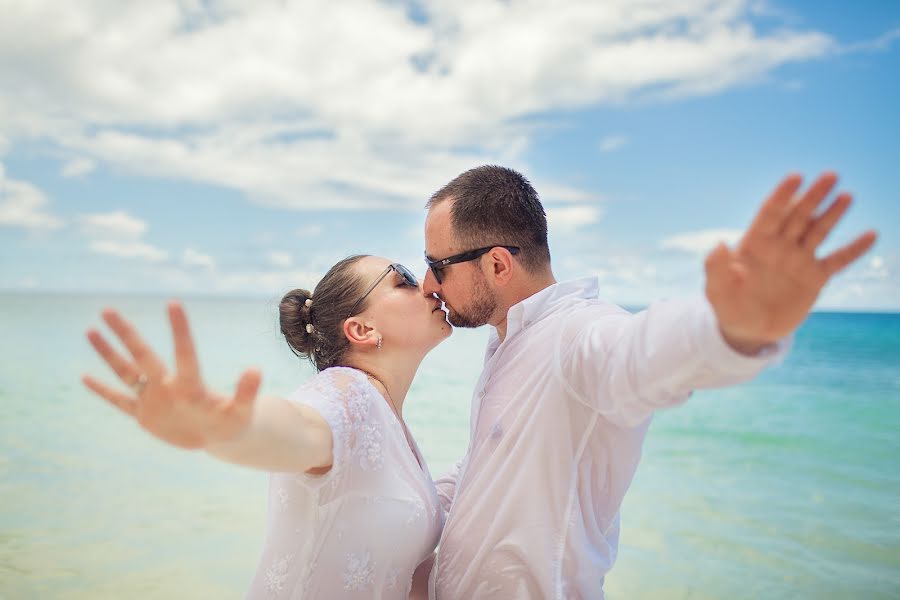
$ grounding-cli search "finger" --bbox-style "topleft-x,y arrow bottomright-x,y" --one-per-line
168,301 -> 202,384
781,172 -> 838,241
102,309 -> 166,377
82,374 -> 138,417
819,231 -> 878,276
86,328 -> 143,386
704,242 -> 742,299
746,174 -> 803,237
232,368 -> 262,412
704,242 -> 732,280
801,192 -> 852,251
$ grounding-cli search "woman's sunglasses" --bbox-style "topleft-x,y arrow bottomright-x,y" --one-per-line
346,263 -> 419,318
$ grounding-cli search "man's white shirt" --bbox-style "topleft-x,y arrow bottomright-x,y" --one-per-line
430,277 -> 788,599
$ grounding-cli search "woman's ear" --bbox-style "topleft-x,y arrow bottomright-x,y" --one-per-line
342,317 -> 379,349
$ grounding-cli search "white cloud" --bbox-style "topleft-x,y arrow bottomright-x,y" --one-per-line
183,247 -> 215,269
559,251 -> 683,307
207,267 -> 321,295
840,27 -> 900,54
89,239 -> 168,262
660,228 -> 743,255
869,255 -> 884,270
536,180 -> 602,204
598,135 -> 628,152
547,205 -> 604,233
856,254 -> 890,282
79,209 -> 168,265
601,254 -> 661,285
266,251 -> 294,268
297,224 -> 323,237
0,0 -> 835,210
0,163 -> 64,230
78,210 -> 147,238
816,258 -> 900,310
61,157 -> 96,178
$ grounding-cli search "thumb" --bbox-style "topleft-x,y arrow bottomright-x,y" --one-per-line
704,242 -> 732,282
232,368 -> 262,411
704,242 -> 743,302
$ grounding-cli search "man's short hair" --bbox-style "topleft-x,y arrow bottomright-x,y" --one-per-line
426,165 -> 551,273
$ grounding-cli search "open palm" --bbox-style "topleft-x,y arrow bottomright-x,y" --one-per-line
705,172 -> 877,352
82,302 -> 262,449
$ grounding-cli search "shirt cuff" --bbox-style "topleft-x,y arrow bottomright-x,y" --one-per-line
695,296 -> 792,374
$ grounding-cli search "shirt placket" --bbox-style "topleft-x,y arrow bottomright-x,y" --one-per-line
432,330 -> 514,595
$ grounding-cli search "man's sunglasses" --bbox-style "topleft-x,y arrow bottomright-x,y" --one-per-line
424,245 -> 520,285
346,263 -> 419,318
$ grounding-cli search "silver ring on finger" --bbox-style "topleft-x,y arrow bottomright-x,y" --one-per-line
131,373 -> 148,395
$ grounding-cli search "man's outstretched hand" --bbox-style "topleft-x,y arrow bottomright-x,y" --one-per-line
705,172 -> 877,355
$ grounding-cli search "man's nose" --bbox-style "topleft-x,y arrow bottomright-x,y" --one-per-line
422,268 -> 441,296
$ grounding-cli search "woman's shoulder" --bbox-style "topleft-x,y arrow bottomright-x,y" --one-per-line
289,366 -> 375,419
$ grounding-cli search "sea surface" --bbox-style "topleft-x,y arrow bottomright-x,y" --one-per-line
1,293 -> 898,599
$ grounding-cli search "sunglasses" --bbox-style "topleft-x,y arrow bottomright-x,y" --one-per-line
346,263 -> 419,318
424,245 -> 521,284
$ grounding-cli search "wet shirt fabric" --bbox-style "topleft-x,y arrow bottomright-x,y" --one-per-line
430,278 -> 788,599
246,367 -> 443,599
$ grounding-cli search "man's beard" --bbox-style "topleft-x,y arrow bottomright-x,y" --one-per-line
446,271 -> 497,328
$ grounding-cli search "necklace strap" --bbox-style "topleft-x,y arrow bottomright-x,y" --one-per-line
355,368 -> 401,418
354,367 -> 423,470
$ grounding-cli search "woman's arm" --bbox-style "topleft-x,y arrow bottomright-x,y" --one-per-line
82,301 -> 332,473
204,394 -> 333,472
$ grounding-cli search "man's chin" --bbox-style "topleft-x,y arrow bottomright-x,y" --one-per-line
447,309 -> 488,329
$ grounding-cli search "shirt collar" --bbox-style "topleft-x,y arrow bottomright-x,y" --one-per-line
487,277 -> 600,354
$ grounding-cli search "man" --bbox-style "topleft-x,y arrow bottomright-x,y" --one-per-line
420,165 -> 876,599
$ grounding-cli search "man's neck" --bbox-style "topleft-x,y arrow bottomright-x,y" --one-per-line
494,273 -> 557,344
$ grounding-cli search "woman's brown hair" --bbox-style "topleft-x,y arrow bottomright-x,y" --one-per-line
279,254 -> 369,372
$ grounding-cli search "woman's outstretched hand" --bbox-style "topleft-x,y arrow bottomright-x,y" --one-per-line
82,301 -> 262,450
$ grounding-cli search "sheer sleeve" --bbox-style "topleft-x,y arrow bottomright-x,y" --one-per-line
434,460 -> 463,517
557,296 -> 790,427
286,367 -> 377,489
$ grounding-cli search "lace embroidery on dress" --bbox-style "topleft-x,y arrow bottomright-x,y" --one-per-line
276,487 -> 289,512
357,421 -> 384,470
407,498 -> 425,525
343,551 -> 376,591
299,367 -> 386,485
385,566 -> 401,590
265,553 -> 294,597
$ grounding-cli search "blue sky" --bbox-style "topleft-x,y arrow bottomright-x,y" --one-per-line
1,0 -> 897,310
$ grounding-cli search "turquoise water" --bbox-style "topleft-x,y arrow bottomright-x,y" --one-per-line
1,294 -> 898,599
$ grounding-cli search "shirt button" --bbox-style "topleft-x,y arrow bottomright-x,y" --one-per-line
491,423 -> 503,439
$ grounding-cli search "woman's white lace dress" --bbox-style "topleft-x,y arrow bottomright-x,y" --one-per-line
245,367 -> 443,599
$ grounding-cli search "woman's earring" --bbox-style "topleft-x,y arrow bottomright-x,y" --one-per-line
377,335 -> 383,350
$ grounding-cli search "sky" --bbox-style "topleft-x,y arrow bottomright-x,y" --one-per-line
1,0 -> 897,310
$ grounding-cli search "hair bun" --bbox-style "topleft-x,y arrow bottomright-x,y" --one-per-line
279,288 -> 315,357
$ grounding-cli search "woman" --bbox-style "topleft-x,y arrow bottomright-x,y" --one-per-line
82,255 -> 452,599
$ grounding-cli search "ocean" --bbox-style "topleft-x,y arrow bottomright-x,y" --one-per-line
1,293 -> 898,599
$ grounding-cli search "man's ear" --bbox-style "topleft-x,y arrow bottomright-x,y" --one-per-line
343,317 -> 379,349
486,247 -> 515,286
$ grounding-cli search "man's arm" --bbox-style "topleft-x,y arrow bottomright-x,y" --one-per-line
434,459 -> 463,517
559,172 -> 875,426
558,297 -> 786,426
